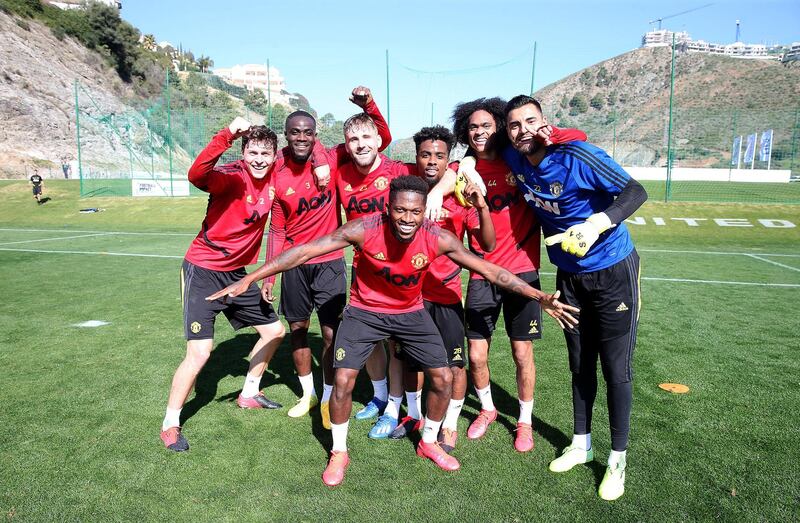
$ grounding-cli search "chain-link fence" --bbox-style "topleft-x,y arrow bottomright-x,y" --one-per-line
75,46 -> 800,203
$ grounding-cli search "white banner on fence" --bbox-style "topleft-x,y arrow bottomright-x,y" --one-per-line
759,129 -> 773,164
731,136 -> 742,167
132,179 -> 190,197
743,133 -> 757,164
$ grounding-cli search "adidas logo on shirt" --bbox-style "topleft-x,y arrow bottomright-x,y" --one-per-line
373,252 -> 386,260
286,187 -> 295,196
616,302 -> 629,312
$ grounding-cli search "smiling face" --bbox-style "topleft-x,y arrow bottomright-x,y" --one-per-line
242,141 -> 276,179
285,115 -> 316,162
388,190 -> 426,243
467,110 -> 498,158
506,103 -> 548,156
415,139 -> 449,187
344,124 -> 381,171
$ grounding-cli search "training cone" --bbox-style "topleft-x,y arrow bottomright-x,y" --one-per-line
658,383 -> 690,394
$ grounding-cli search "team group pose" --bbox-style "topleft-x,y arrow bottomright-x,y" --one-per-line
161,85 -> 646,501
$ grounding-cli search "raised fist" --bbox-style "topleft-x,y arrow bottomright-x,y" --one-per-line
228,117 -> 252,138
349,86 -> 373,108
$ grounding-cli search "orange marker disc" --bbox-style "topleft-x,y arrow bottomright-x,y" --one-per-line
659,383 -> 689,394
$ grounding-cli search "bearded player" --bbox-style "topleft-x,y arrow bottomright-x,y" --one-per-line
504,95 -> 647,500
207,175 -> 579,487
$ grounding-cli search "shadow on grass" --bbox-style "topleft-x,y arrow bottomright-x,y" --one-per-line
181,331 -> 314,424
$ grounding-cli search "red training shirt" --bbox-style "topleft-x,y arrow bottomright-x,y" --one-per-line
349,213 -> 441,314
422,195 -> 479,304
184,127 -> 275,271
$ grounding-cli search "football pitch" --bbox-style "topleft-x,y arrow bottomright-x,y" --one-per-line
1,180 -> 799,521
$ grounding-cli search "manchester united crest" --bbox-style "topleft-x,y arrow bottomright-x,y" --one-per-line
505,172 -> 517,187
411,253 -> 429,269
549,182 -> 563,196
246,194 -> 254,204
374,176 -> 388,191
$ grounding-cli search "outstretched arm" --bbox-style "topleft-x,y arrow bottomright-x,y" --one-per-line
437,230 -> 579,329
206,219 -> 365,301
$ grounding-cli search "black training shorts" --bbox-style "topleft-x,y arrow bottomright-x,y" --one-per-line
278,258 -> 346,326
332,305 -> 448,370
424,300 -> 466,368
465,270 -> 542,342
181,259 -> 279,341
557,250 -> 641,384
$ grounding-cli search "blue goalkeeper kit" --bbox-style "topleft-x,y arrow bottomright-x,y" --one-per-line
503,141 -> 634,274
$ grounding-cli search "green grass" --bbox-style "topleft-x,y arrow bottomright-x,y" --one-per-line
1,180 -> 799,521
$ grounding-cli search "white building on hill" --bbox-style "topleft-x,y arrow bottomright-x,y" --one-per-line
642,30 -> 773,60
783,43 -> 800,63
47,0 -> 121,9
213,64 -> 291,106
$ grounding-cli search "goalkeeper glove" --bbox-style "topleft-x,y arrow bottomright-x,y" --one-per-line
544,213 -> 613,258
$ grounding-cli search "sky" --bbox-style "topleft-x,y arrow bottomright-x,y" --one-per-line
122,0 -> 799,138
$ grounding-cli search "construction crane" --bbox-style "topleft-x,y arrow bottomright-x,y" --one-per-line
648,3 -> 714,31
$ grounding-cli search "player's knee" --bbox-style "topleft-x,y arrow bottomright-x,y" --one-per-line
186,346 -> 211,371
333,371 -> 356,396
261,321 -> 286,341
429,367 -> 452,392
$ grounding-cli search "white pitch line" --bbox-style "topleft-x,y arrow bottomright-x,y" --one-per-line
637,248 -> 800,258
0,247 -> 183,259
745,254 -> 800,273
0,232 -> 114,246
0,247 -> 798,288
0,227 -> 194,237
638,276 -> 800,288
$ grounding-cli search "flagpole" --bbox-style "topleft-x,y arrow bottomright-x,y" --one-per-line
737,136 -> 742,169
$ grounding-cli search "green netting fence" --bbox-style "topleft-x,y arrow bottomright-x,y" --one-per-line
75,47 -> 800,203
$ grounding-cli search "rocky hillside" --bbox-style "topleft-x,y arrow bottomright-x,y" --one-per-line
0,10 -> 154,178
534,46 -> 800,168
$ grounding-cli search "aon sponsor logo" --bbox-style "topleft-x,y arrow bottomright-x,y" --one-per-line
376,266 -> 420,287
345,195 -> 385,215
296,191 -> 332,216
486,192 -> 520,212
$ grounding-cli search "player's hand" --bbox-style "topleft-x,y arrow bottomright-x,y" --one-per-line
534,124 -> 554,146
425,187 -> 444,220
544,213 -> 613,258
313,165 -> 331,191
261,282 -> 275,302
540,290 -> 580,330
228,117 -> 252,139
458,156 -> 487,196
463,180 -> 486,209
349,86 -> 373,108
206,279 -> 250,302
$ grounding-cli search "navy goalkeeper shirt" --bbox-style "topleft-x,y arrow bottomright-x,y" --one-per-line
503,141 -> 634,274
